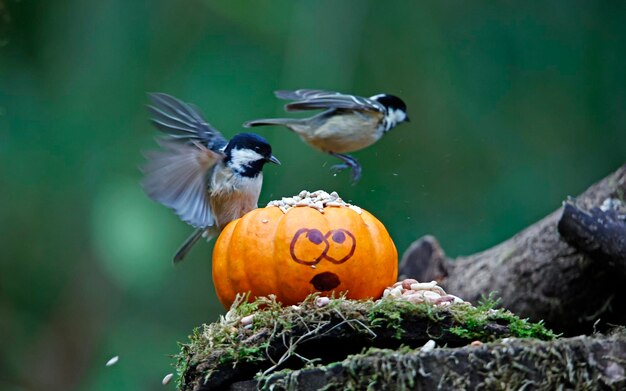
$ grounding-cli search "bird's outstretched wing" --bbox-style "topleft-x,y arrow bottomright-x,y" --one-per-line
142,93 -> 226,228
274,89 -> 385,113
147,93 -> 227,151
141,139 -> 221,228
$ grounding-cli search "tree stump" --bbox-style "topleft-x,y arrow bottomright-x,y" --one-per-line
401,164 -> 626,336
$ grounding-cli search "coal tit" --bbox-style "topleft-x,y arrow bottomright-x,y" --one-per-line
141,93 -> 280,263
244,89 -> 409,183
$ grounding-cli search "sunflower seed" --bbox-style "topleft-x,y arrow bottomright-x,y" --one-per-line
106,356 -> 119,367
240,315 -> 255,326
421,339 -> 436,352
162,373 -> 174,385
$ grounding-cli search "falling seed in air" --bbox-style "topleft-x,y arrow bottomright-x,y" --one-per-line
262,219 -> 269,223
162,373 -> 174,385
106,356 -> 119,367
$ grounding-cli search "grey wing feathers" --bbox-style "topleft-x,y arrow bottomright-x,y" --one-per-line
274,89 -> 384,113
141,139 -> 221,228
147,93 -> 227,151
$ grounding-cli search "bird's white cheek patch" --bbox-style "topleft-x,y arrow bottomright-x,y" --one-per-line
391,109 -> 407,124
229,148 -> 264,172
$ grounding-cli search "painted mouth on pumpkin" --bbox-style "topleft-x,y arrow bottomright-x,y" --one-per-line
310,272 -> 341,291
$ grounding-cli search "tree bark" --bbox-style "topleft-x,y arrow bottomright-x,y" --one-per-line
400,164 -> 626,335
184,302 -> 550,390
234,333 -> 626,390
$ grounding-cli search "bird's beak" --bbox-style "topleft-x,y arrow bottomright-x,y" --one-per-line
405,115 -> 411,123
268,155 -> 281,165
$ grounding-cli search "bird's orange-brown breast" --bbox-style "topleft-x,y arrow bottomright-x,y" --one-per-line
299,110 -> 385,153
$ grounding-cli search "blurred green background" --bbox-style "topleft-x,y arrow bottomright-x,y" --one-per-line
1,1 -> 625,389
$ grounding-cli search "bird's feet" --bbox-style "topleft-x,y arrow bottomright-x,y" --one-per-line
330,153 -> 362,184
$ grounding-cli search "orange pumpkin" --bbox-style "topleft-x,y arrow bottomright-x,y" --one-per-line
212,202 -> 398,308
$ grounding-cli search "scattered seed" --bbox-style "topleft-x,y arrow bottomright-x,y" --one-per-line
422,291 -> 441,302
240,315 -> 255,326
405,293 -> 427,304
261,219 -> 269,223
449,295 -> 464,304
401,279 -> 418,290
315,297 -> 331,307
435,295 -> 456,304
348,205 -> 363,214
421,339 -> 436,353
410,281 -> 437,291
162,373 -> 174,385
382,280 -> 465,306
389,286 -> 403,297
106,356 -> 119,367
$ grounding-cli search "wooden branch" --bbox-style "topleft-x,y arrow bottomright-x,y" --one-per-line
558,199 -> 626,277
400,164 -> 626,335
235,332 -> 626,390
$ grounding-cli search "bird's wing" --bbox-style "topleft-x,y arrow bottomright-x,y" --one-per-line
141,139 -> 222,228
274,89 -> 385,113
147,93 -> 227,151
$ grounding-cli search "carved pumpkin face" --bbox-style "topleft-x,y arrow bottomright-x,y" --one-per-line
212,203 -> 398,308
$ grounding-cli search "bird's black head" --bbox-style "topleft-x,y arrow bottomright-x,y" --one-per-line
370,94 -> 410,128
224,133 -> 280,177
372,94 -> 407,112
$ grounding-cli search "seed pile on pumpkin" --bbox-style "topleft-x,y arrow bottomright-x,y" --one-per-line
212,190 -> 397,308
267,189 -> 362,214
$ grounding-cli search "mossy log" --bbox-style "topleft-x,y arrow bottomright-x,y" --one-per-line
178,296 -> 555,390
401,163 -> 626,335
233,332 -> 626,390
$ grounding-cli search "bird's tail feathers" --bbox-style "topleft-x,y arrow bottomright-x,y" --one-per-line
243,118 -> 302,131
173,227 -> 218,264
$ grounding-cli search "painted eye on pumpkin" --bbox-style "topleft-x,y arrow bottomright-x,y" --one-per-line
289,228 -> 357,266
289,228 -> 328,265
323,229 -> 356,264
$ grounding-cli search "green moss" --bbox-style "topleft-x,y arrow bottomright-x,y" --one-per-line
174,293 -> 557,390
448,294 -> 558,341
369,298 -> 443,339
